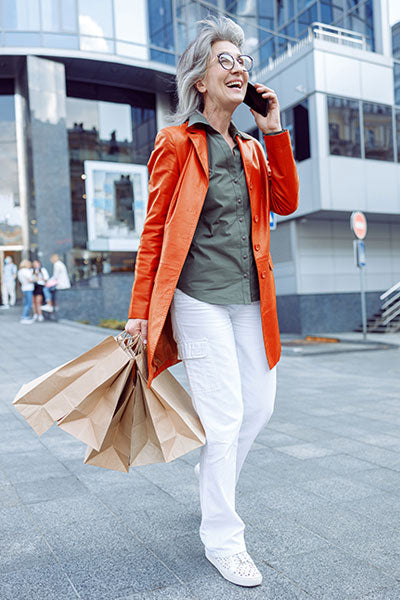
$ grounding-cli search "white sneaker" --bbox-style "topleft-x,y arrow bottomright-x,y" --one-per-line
0,305 -> 10,310
194,463 -> 200,480
38,315 -> 44,322
32,314 -> 38,321
41,304 -> 53,312
205,550 -> 262,587
20,318 -> 34,325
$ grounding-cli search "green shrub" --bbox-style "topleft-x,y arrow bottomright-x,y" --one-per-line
99,318 -> 126,330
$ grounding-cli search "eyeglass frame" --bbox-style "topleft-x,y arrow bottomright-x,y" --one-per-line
208,52 -> 254,73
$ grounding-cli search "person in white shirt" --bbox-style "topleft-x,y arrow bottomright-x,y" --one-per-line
41,253 -> 71,313
32,259 -> 50,322
1,256 -> 17,308
17,260 -> 34,324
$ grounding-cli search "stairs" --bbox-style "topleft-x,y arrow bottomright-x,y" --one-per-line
354,281 -> 400,333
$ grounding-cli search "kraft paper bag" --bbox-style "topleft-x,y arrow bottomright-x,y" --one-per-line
57,358 -> 134,451
84,372 -> 136,472
13,336 -> 135,438
13,336 -> 119,435
130,345 -> 205,466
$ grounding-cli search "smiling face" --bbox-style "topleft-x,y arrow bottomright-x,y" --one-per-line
195,40 -> 249,113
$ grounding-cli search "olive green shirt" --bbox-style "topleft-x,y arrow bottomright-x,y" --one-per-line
177,110 -> 260,304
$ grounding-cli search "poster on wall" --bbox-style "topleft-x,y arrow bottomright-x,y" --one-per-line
84,161 -> 148,251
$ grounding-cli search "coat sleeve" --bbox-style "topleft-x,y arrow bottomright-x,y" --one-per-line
128,129 -> 180,320
263,130 -> 299,216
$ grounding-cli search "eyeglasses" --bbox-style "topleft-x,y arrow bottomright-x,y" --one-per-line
214,52 -> 253,73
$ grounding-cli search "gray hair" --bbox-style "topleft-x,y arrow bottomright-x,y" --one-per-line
168,16 -> 245,125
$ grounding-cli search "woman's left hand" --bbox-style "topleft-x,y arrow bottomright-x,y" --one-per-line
249,83 -> 282,134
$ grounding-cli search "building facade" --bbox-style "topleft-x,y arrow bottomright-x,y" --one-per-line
0,0 -> 398,331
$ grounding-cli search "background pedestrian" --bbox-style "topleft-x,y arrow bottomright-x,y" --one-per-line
41,253 -> 71,313
32,259 -> 50,322
17,260 -> 34,324
1,256 -> 17,309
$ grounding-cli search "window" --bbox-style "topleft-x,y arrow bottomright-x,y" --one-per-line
281,99 -> 311,162
394,63 -> 400,106
148,0 -> 175,65
327,96 -> 361,158
363,102 -> 394,161
297,3 -> 318,40
3,0 -> 40,30
395,110 -> 400,163
78,0 -> 113,52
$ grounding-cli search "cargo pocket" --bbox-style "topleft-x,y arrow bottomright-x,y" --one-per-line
177,338 -> 220,394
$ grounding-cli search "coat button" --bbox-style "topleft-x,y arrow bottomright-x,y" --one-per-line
261,271 -> 267,279
255,244 -> 260,251
254,215 -> 259,223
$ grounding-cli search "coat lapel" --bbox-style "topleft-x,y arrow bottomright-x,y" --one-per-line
186,127 -> 209,179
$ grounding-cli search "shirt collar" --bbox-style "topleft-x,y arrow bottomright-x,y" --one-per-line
187,109 -> 248,140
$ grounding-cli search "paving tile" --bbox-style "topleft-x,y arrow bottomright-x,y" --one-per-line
298,475 -> 378,502
357,584 -> 400,599
294,453 -> 377,476
338,491 -> 400,530
349,468 -> 400,495
0,484 -> 21,507
115,584 -> 199,600
0,563 -> 79,599
273,442 -> 337,460
14,475 -> 89,504
268,547 -> 397,600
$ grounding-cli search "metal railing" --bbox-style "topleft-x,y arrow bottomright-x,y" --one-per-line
254,21 -> 367,79
380,281 -> 400,328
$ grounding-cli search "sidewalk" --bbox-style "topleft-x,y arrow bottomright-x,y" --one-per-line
1,307 -> 400,600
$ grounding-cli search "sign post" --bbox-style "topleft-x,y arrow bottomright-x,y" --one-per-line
350,211 -> 367,341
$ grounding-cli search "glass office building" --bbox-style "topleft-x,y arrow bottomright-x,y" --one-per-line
0,0 -> 397,330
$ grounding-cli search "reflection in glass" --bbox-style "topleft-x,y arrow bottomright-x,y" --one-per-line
61,0 -> 78,31
114,0 -> 148,60
66,92 -> 156,248
363,102 -> 394,162
282,100 -> 311,162
78,0 -> 113,38
297,3 -> 318,39
80,36 -> 114,53
0,95 -> 22,245
43,33 -> 79,49
395,110 -> 400,163
3,0 -> 40,30
327,96 -> 361,158
4,32 -> 41,47
394,63 -> 400,107
41,0 -> 59,31
148,0 -> 175,65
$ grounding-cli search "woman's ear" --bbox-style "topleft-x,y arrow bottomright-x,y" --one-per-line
195,79 -> 206,93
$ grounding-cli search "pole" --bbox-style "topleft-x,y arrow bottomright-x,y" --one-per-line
359,263 -> 367,341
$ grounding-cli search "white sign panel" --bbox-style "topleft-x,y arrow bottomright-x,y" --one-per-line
84,161 -> 148,251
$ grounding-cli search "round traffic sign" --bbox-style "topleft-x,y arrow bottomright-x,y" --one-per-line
350,211 -> 367,239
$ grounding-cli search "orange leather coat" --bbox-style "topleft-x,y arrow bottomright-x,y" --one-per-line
128,121 -> 299,387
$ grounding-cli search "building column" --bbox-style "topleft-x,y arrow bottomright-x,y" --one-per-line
16,56 -> 73,270
373,0 -> 392,57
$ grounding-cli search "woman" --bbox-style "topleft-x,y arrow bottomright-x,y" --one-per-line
125,16 -> 299,587
32,259 -> 50,321
17,260 -> 34,324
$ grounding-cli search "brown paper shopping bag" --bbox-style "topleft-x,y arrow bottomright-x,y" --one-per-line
13,335 -> 135,440
130,344 -> 205,466
84,370 -> 136,472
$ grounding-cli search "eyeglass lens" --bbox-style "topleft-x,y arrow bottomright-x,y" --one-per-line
218,52 -> 253,72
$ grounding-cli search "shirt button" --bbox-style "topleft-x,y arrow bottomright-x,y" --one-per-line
243,255 -> 248,259
239,217 -> 243,223
243,273 -> 248,278
255,243 -> 260,251
254,215 -> 259,223
261,271 -> 267,279
241,235 -> 246,241
234,178 -> 238,184
237,198 -> 242,204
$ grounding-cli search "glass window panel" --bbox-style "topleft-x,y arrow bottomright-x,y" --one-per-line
0,95 -> 21,240
395,110 -> 400,163
363,102 -> 394,162
98,102 -> 132,142
394,63 -> 400,106
41,0 -> 59,31
3,0 -> 40,30
114,0 -> 147,46
78,0 -> 113,38
260,36 -> 275,65
42,33 -> 79,49
288,0 -> 295,19
4,32 -> 41,46
66,97 -> 99,131
293,100 -> 311,161
80,36 -> 114,53
116,41 -> 148,60
148,0 -> 174,59
277,0 -> 285,27
327,95 -> 360,158
298,4 -> 319,38
61,0 -> 77,31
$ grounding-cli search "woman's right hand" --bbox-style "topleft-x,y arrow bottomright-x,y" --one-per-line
125,318 -> 148,344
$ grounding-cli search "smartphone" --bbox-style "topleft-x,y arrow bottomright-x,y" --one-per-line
243,82 -> 269,117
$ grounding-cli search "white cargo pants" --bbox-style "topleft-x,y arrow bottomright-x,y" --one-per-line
170,288 -> 276,557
